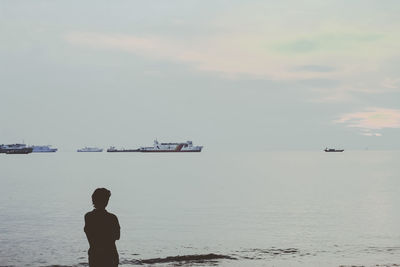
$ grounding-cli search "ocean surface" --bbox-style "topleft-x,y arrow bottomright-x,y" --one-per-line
1,151 -> 399,267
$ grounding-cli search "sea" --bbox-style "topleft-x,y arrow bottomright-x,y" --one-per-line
1,151 -> 399,267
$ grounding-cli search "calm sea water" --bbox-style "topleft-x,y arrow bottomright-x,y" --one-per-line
1,151 -> 399,267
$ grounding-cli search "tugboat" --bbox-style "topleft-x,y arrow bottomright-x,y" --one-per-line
0,144 -> 33,154
324,148 -> 344,152
138,140 -> 203,152
77,147 -> 103,152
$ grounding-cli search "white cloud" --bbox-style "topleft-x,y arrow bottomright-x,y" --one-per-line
361,132 -> 382,137
381,78 -> 400,89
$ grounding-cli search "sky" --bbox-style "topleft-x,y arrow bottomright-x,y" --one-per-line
1,0 -> 399,151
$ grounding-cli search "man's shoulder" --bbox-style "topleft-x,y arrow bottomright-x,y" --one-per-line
107,212 -> 118,220
84,209 -> 118,221
84,210 -> 95,218
106,212 -> 120,227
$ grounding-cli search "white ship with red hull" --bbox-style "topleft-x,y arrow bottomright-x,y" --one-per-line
138,140 -> 203,152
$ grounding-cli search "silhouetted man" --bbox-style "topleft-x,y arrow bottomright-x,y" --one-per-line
84,188 -> 120,267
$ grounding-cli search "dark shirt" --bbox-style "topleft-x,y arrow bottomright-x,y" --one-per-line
84,209 -> 120,267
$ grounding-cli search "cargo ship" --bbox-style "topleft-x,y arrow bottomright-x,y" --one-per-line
324,148 -> 344,152
138,140 -> 203,152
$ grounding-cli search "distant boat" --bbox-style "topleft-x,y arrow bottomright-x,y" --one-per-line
0,144 -> 33,154
107,146 -> 140,152
32,145 -> 58,153
324,148 -> 344,152
77,147 -> 103,152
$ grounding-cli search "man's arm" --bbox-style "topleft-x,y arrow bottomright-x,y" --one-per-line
84,213 -> 94,246
113,215 -> 120,241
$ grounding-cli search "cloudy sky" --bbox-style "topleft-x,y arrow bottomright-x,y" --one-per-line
1,0 -> 399,151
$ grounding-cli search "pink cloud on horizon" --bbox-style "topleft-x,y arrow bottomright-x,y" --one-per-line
334,108 -> 400,131
64,31 -> 399,104
63,31 -> 340,80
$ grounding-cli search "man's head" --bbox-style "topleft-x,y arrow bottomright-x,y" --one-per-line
92,188 -> 111,209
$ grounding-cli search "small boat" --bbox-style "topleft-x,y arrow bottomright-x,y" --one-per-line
324,148 -> 344,152
77,147 -> 103,152
32,145 -> 58,153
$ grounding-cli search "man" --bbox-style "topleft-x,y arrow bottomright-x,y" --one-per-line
84,188 -> 120,267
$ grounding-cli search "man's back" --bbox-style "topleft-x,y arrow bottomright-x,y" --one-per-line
84,188 -> 120,267
85,210 -> 120,247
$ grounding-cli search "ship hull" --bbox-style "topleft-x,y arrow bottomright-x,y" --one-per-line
140,150 -> 202,152
107,149 -> 140,152
109,140 -> 203,153
107,149 -> 201,152
5,148 -> 33,154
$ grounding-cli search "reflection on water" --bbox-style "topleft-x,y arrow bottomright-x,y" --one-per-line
0,151 -> 399,266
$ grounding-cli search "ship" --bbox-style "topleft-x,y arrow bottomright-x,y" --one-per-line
324,148 -> 344,152
106,140 -> 203,153
77,147 -> 103,152
32,145 -> 58,153
138,140 -> 203,152
107,146 -> 140,152
0,144 -> 33,154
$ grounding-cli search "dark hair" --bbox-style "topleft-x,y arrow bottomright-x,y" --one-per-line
92,188 -> 111,209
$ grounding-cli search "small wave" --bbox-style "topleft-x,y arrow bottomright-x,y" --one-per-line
121,253 -> 236,265
244,248 -> 299,255
339,265 -> 400,267
363,246 -> 400,254
236,247 -> 302,260
42,264 -> 88,267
